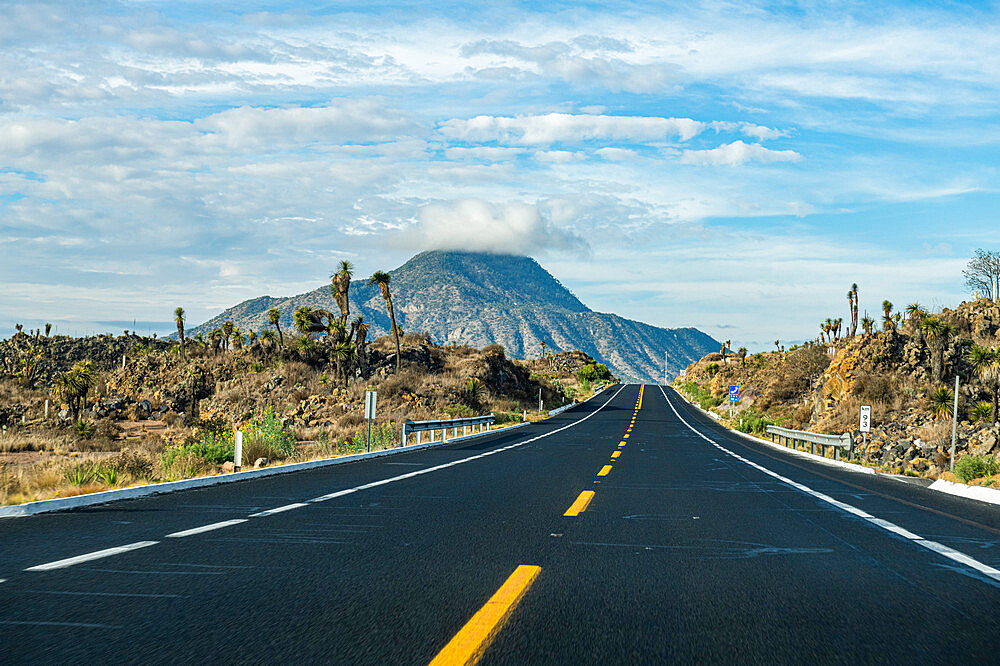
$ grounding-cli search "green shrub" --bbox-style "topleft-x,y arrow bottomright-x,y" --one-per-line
954,455 -> 1000,483
734,408 -> 775,435
241,407 -> 296,460
348,422 -> 397,452
494,410 -> 524,425
971,402 -> 993,423
65,463 -> 95,486
700,395 -> 723,410
74,420 -> 94,439
577,362 -> 611,383
444,403 -> 474,418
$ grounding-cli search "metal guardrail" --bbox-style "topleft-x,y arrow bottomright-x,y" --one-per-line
765,425 -> 852,460
401,414 -> 495,446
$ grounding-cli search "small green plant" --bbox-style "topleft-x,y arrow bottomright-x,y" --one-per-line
577,362 -> 611,383
65,463 -> 96,486
97,464 -> 119,486
444,403 -> 474,418
930,387 -> 954,419
971,402 -> 993,423
954,455 -> 1000,483
733,408 -> 775,435
74,420 -> 94,439
250,362 -> 264,373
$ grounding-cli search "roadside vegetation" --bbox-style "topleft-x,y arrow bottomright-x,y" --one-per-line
0,263 -> 613,507
675,248 -> 1000,484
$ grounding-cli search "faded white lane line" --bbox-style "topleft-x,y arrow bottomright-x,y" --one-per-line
660,385 -> 1000,586
0,620 -> 123,629
249,503 -> 309,517
307,385 -> 630,505
25,541 -> 159,572
165,519 -> 248,538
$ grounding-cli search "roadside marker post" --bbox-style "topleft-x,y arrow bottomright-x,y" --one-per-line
365,390 -> 377,453
950,375 -> 960,472
860,405 -> 871,460
729,385 -> 739,418
234,430 -> 243,472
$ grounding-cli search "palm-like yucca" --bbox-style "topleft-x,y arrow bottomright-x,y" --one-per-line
329,341 -> 354,385
353,316 -> 370,373
53,360 -> 95,420
737,347 -> 748,366
222,320 -> 235,351
861,314 -> 875,336
881,301 -> 894,331
920,316 -> 953,381
231,328 -> 244,350
848,283 -> 859,337
331,260 -> 354,323
267,308 -> 284,347
905,303 -> 926,321
930,386 -> 955,419
329,319 -> 348,344
368,271 -> 400,372
294,306 -> 314,336
465,377 -> 487,406
174,307 -> 186,356
971,401 -> 994,423
968,345 -> 1000,425
259,329 -> 276,346
209,328 -> 223,354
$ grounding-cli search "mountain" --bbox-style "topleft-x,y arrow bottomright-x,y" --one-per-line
188,250 -> 719,381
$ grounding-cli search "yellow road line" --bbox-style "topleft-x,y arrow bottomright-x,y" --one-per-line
637,384 -> 644,409
429,565 -> 541,666
563,490 -> 596,516
597,465 -> 612,477
623,433 -> 629,439
611,451 -> 620,459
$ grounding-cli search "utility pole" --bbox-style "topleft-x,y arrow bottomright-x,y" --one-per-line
950,374 -> 960,472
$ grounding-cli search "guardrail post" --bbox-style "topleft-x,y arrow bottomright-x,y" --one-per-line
463,425 -> 467,437
416,430 -> 422,444
810,441 -> 815,455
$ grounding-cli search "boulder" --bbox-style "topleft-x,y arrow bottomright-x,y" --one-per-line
254,457 -> 269,469
221,461 -> 235,473
971,432 -> 997,457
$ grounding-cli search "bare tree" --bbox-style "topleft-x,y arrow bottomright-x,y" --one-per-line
963,248 -> 1000,300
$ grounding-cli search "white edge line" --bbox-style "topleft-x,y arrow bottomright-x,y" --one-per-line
0,421 -> 534,519
165,519 -> 249,538
25,541 -> 159,572
928,478 -> 1000,506
305,384 -> 629,504
659,385 -> 1000,586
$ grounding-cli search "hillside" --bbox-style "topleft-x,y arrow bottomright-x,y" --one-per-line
188,250 -> 718,381
675,298 -> 1000,482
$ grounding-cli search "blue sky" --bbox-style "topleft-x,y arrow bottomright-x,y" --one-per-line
2,1 -> 1000,349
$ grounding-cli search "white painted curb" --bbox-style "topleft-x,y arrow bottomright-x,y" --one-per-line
928,479 -> 1000,506
667,385 -> 875,475
0,421 -> 531,519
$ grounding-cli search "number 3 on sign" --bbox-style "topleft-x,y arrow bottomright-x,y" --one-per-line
859,405 -> 871,433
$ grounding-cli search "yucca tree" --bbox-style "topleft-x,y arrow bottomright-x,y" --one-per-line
968,345 -> 1000,425
44,322 -> 52,337
881,301 -> 894,331
231,327 -> 245,351
353,316 -> 370,374
53,360 -> 95,420
222,320 -> 234,352
861,314 -> 875,336
920,316 -> 953,381
209,328 -> 222,354
905,303 -> 926,322
819,323 -> 827,344
331,260 -> 354,323
330,341 -> 354,385
368,271 -> 400,371
834,317 -> 843,339
174,307 -> 186,357
848,283 -> 859,337
267,308 -> 284,347
971,401 -> 993,423
930,386 -> 955,419
737,347 -> 748,366
258,328 -> 277,354
329,319 -> 348,344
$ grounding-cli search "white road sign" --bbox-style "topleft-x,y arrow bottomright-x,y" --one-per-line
859,405 -> 871,433
365,390 -> 377,419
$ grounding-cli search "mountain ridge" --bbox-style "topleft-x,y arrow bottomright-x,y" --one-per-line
188,250 -> 718,381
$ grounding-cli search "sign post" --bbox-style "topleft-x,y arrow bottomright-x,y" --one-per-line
728,385 -> 739,418
365,390 -> 377,453
859,405 -> 871,460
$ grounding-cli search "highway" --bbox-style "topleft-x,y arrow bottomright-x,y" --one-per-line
2,383 -> 999,663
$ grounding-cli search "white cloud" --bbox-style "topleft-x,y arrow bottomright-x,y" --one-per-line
443,146 -> 525,161
679,141 -> 802,166
399,199 -> 590,256
534,150 -> 585,163
595,147 -> 639,161
438,113 -> 706,145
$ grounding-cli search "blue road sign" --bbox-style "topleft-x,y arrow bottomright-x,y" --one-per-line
729,385 -> 739,402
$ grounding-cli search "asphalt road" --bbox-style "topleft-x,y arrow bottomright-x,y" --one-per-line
2,383 -> 1000,664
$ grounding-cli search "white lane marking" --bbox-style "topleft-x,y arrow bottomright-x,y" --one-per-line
659,385 -> 1000,585
306,384 -> 630,504
165,519 -> 248,538
0,620 -> 122,629
248,502 -> 309,518
25,541 -> 159,572
0,579 -> 6,583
